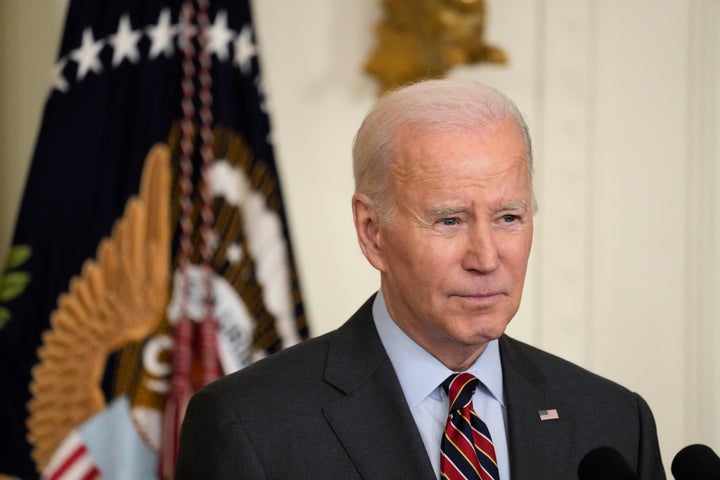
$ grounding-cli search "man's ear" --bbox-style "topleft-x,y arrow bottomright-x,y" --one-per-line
352,193 -> 387,272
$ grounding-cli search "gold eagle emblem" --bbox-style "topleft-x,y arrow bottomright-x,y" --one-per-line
26,145 -> 171,471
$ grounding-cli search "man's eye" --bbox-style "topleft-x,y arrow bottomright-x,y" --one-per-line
441,218 -> 459,226
501,214 -> 519,223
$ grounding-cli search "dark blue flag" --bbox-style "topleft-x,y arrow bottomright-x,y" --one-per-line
0,1 -> 308,478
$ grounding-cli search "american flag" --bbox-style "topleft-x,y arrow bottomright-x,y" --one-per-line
538,409 -> 560,421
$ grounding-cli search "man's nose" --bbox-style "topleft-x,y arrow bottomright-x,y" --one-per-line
461,223 -> 500,273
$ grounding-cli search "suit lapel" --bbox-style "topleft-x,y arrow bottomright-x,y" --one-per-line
322,297 -> 436,480
500,336 -> 573,480
320,301 -> 577,479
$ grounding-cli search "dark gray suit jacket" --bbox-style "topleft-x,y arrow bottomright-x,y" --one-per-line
175,295 -> 666,479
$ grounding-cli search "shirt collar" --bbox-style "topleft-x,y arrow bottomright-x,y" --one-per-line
372,290 -> 505,409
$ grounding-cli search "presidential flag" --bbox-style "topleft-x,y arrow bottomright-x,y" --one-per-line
0,1 -> 308,478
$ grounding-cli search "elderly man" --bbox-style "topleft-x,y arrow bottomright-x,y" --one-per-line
175,79 -> 665,479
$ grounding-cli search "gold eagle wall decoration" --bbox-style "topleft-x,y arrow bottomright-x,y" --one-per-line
365,0 -> 508,93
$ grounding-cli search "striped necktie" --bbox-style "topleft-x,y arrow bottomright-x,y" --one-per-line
440,372 -> 500,480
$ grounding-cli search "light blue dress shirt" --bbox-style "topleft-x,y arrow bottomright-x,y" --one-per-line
372,291 -> 510,480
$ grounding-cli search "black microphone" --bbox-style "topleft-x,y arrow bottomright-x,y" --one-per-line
671,444 -> 720,479
578,446 -> 638,480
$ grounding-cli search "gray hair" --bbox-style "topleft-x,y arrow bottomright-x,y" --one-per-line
352,79 -> 534,221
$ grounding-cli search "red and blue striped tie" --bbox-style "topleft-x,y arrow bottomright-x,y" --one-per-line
440,372 -> 500,480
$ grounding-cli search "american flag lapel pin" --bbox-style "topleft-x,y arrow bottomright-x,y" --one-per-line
538,409 -> 559,421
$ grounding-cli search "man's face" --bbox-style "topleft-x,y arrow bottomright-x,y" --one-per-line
373,118 -> 533,366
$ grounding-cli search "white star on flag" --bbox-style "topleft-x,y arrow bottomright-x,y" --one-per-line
207,11 -> 234,61
147,8 -> 178,59
110,15 -> 142,67
51,59 -> 69,93
234,24 -> 256,74
71,28 -> 104,80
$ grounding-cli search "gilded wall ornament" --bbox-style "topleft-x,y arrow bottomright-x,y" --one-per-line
365,0 -> 507,93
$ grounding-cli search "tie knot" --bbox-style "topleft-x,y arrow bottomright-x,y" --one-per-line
442,372 -> 479,411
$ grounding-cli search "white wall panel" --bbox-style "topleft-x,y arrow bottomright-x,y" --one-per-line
591,2 -> 690,468
685,0 -> 720,449
0,0 -> 67,271
251,0 -> 382,331
531,0 -> 595,365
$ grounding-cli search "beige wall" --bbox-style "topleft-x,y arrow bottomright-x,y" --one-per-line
1,0 -> 718,474
0,1 -> 67,262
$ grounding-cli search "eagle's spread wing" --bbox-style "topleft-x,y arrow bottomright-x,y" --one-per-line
26,144 -> 171,471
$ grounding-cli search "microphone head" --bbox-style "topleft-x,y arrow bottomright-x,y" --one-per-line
671,444 -> 720,480
578,446 -> 637,480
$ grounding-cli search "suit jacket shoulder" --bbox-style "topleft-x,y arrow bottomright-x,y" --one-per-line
499,335 -> 666,479
175,295 -> 435,480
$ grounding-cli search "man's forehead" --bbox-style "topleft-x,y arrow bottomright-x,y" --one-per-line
391,152 -> 530,184
392,122 -> 527,163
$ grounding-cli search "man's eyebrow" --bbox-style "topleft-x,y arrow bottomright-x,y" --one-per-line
425,206 -> 466,217
501,200 -> 530,212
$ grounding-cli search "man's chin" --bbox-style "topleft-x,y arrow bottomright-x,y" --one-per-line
462,318 -> 510,344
